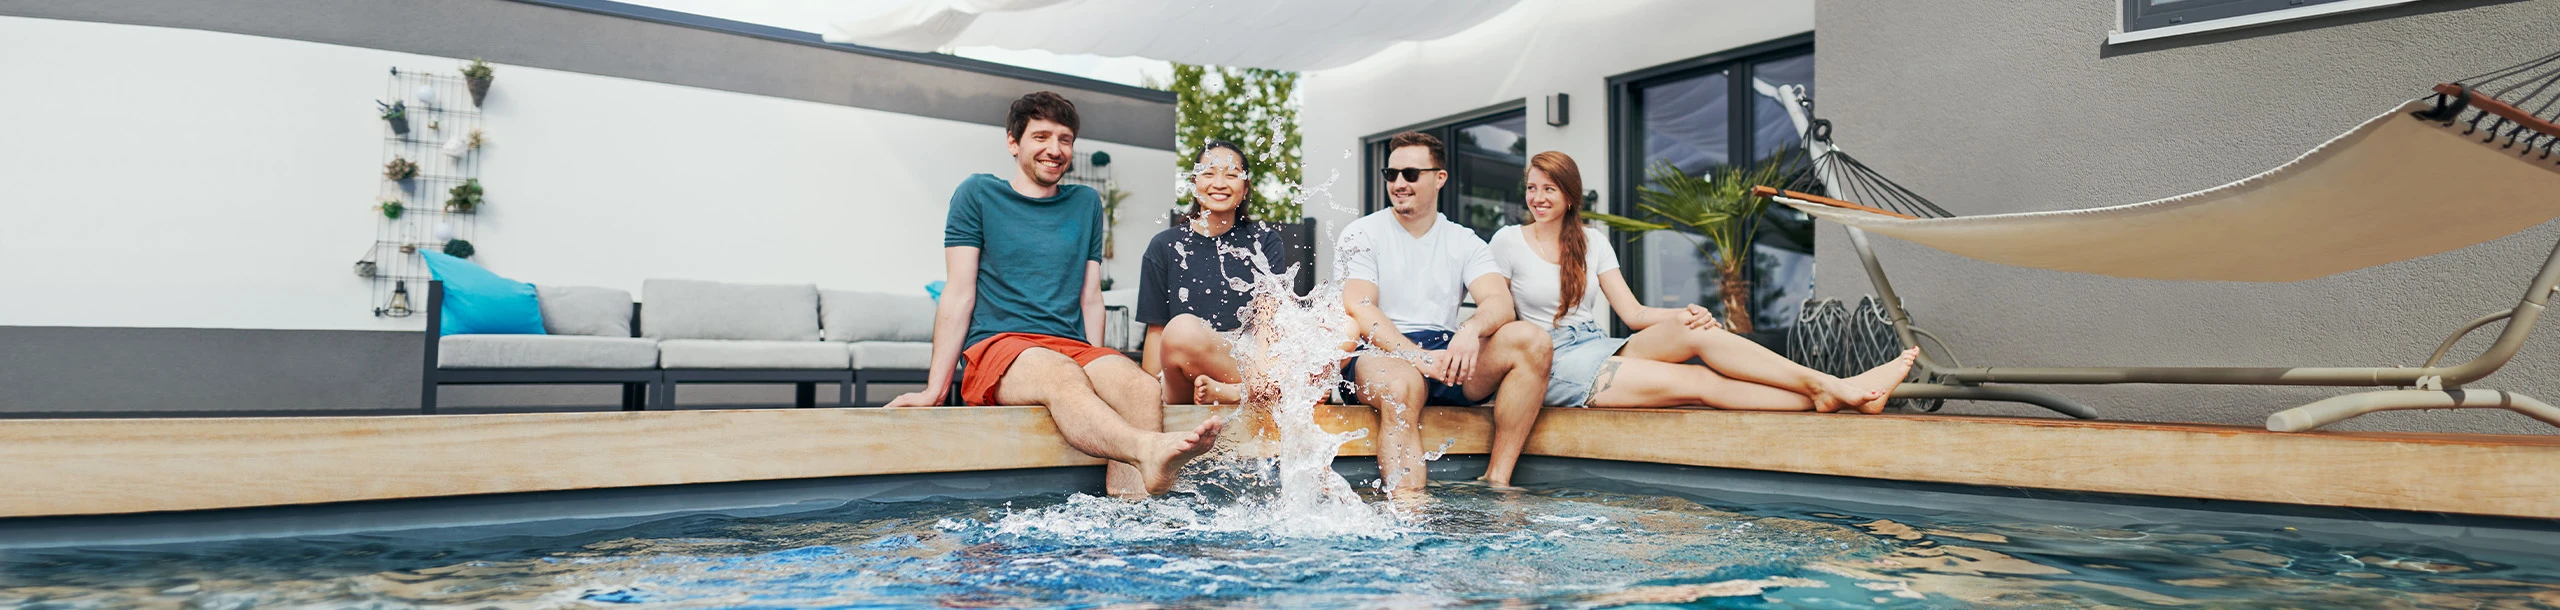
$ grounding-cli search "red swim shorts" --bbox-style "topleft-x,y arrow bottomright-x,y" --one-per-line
959,332 -> 1124,406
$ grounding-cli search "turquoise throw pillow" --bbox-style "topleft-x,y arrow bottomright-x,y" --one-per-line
421,251 -> 546,336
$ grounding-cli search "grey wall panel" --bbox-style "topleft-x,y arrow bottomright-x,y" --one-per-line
0,326 -> 820,414
0,0 -> 1174,148
1812,0 -> 2560,434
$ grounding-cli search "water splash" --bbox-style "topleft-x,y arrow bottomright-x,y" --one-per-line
1207,237 -> 1386,534
992,166 -> 1402,538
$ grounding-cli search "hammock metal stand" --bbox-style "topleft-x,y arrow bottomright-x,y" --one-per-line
1758,61 -> 2560,431
1831,213 -> 2560,431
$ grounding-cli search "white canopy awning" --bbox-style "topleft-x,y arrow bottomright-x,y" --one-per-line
817,0 -> 1524,71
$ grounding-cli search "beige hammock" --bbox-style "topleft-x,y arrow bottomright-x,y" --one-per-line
1773,99 -> 2560,282
1759,76 -> 2560,432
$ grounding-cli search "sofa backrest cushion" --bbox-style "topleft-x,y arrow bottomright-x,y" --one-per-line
536,286 -> 634,337
820,290 -> 937,342
642,279 -> 819,341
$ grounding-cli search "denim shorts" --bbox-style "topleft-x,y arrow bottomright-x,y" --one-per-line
1545,322 -> 1630,407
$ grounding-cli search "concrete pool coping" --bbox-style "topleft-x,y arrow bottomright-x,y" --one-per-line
1,407 -> 2556,520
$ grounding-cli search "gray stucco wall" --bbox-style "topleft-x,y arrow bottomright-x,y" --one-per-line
1813,0 -> 2560,434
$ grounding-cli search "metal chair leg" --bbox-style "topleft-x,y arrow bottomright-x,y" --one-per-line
2268,389 -> 2560,432
795,382 -> 816,408
1890,384 -> 2100,419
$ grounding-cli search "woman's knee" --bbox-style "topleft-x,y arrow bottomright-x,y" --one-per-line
1163,315 -> 1221,358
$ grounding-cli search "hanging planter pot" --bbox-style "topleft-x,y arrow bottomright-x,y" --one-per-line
443,238 -> 476,259
378,199 -> 405,220
414,83 -> 439,108
377,100 -> 409,136
441,133 -> 468,159
461,59 -> 495,108
445,178 -> 483,213
383,157 -> 420,183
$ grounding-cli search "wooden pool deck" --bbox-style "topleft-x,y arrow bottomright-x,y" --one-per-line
2,407 -> 2555,519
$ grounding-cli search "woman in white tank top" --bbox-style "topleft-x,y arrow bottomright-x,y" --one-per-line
1478,152 -> 1919,484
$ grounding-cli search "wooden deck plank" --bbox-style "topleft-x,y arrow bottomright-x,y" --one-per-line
0,407 -> 2552,520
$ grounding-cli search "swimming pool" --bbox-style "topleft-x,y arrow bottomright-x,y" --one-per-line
7,457 -> 2556,608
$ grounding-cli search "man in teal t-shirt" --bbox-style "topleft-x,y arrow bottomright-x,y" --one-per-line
941,172 -> 1103,350
885,91 -> 1221,498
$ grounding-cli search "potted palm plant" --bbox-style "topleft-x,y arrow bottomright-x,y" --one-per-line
1587,154 -> 1794,334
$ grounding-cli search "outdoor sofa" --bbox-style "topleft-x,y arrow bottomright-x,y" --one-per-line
419,279 -> 955,413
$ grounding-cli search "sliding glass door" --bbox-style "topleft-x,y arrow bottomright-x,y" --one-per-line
1609,35 -> 1816,334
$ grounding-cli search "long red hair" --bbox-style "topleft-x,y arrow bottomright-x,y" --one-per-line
1528,152 -> 1587,327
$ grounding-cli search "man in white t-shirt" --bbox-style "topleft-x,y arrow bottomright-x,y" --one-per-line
1338,131 -> 1552,499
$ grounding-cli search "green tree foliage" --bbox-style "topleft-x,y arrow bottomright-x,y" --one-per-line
1168,64 -> 1304,222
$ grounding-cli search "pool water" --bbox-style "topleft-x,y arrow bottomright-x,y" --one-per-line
6,477 -> 2558,609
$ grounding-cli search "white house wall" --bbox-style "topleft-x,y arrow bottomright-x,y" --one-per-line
0,15 -> 1175,332
0,6 -> 1173,414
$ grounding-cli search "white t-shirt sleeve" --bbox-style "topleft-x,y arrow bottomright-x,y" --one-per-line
1460,234 -> 1502,286
1486,226 -> 1521,278
1338,224 -> 1380,283
1588,227 -> 1621,274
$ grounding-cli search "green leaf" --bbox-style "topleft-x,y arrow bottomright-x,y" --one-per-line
1583,211 -> 1670,232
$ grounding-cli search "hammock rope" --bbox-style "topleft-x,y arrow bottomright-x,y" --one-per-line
1774,98 -> 1954,220
2418,50 -> 2560,162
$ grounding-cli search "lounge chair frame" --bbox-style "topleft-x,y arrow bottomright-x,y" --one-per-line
1827,199 -> 2560,431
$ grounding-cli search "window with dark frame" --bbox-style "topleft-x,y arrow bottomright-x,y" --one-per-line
2121,0 -> 2358,33
1361,103 -> 1531,242
1606,34 -> 1816,334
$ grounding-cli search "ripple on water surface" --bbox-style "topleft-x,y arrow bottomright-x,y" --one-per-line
4,483 -> 2559,608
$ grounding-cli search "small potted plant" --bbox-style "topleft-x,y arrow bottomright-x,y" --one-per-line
377,100 -> 409,136
467,128 -> 489,151
377,199 -> 405,219
461,59 -> 495,107
443,238 -> 476,259
445,178 -> 483,213
382,157 -> 419,183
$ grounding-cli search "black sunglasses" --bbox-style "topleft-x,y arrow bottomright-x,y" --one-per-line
1379,167 -> 1441,183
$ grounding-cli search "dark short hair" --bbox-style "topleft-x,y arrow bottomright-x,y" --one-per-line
1386,131 -> 1444,168
1006,91 -> 1080,141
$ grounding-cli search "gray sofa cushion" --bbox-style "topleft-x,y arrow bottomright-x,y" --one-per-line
820,290 -> 936,342
536,285 -> 633,337
643,279 -> 820,341
848,341 -> 932,370
439,335 -> 658,369
658,339 -> 850,369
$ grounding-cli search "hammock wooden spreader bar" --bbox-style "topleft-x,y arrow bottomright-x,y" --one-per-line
1759,67 -> 2560,431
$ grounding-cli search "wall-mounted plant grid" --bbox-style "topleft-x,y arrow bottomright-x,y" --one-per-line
360,67 -> 482,317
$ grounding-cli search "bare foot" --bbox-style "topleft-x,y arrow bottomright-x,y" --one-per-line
1134,418 -> 1224,495
1192,375 -> 1243,405
1842,348 -> 1920,414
